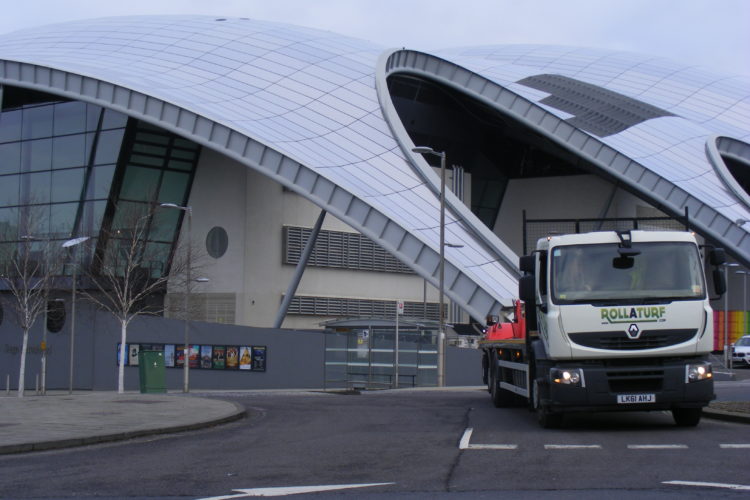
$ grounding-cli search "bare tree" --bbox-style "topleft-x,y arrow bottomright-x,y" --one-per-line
0,208 -> 59,398
80,202 -> 193,393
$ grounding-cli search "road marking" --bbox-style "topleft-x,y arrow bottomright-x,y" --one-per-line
664,480 -> 750,491
458,428 -> 517,450
467,443 -> 519,450
458,428 -> 474,449
545,444 -> 602,449
198,483 -> 395,499
720,443 -> 750,449
627,444 -> 688,449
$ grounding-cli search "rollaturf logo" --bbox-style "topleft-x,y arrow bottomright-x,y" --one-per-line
627,324 -> 641,339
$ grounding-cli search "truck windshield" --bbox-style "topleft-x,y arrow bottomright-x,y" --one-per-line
551,241 -> 705,305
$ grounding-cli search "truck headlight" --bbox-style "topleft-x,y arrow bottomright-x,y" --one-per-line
551,368 -> 585,387
685,362 -> 712,383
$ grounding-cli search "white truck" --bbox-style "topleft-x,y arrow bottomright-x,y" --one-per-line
480,229 -> 726,428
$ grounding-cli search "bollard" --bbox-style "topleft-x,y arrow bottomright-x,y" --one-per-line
5,374 -> 9,395
35,374 -> 40,395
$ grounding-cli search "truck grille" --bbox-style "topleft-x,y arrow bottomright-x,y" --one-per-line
569,329 -> 697,350
607,369 -> 664,392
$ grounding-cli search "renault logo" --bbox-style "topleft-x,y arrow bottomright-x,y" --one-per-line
627,324 -> 641,339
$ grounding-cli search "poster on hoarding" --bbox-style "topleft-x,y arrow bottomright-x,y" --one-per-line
129,344 -> 140,366
239,346 -> 252,370
164,344 -> 175,367
252,346 -> 267,372
189,344 -> 200,369
226,346 -> 239,370
212,346 -> 226,369
200,345 -> 213,369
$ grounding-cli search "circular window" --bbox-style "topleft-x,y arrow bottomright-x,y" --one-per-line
47,300 -> 66,333
206,226 -> 229,259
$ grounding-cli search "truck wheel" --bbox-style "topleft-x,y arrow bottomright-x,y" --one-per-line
672,408 -> 702,427
490,369 -> 514,408
537,409 -> 563,428
533,380 -> 563,428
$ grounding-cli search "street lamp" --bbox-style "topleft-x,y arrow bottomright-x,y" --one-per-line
62,236 -> 90,394
734,269 -> 749,372
159,203 -> 194,392
723,262 -> 739,368
412,146 -> 447,387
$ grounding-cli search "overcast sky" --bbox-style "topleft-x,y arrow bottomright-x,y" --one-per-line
1,0 -> 748,76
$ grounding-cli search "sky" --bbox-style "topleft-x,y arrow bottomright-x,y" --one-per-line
0,0 -> 749,77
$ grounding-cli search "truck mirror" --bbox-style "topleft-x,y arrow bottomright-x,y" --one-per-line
519,255 -> 535,274
613,255 -> 635,269
713,268 -> 726,296
710,248 -> 726,266
519,275 -> 535,303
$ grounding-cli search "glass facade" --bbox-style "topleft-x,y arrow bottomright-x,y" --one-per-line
0,85 -> 200,278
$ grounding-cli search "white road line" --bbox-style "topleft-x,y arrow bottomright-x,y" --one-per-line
545,444 -> 602,449
467,444 -> 519,450
664,480 -> 750,491
627,444 -> 688,449
720,444 -> 750,449
459,428 -> 474,450
458,428 -> 518,450
198,483 -> 396,499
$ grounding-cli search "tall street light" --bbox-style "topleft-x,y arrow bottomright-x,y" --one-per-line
62,236 -> 90,394
160,203 -> 193,392
734,269 -> 748,372
412,146 -> 447,387
723,262 -> 739,368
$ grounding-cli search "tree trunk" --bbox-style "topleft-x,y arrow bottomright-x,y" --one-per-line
17,328 -> 29,398
117,321 -> 128,394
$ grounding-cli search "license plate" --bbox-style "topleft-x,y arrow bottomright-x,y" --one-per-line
617,393 -> 655,404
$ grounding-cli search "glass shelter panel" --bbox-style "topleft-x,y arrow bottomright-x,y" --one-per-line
324,324 -> 438,390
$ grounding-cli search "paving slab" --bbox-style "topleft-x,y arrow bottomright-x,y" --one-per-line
0,391 -> 245,454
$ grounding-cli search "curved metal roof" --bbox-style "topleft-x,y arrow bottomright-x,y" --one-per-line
0,16 -> 519,321
426,46 -> 750,259
1,16 -> 749,321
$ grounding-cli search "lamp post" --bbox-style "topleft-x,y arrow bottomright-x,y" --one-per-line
734,269 -> 748,372
62,236 -> 90,394
160,203 -> 193,392
723,262 -> 739,368
412,146 -> 447,387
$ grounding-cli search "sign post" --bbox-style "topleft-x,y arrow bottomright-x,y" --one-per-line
394,300 -> 404,388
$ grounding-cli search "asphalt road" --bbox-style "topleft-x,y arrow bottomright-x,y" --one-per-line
0,387 -> 748,499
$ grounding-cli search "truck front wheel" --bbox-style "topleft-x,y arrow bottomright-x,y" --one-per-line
533,379 -> 563,428
672,407 -> 702,427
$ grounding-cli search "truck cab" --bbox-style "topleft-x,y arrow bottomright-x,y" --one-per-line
515,230 -> 725,427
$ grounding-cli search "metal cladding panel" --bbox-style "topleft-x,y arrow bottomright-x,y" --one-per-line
5,18 -> 750,319
422,46 -> 750,266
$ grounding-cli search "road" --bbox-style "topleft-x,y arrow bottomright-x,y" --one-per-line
0,387 -> 748,499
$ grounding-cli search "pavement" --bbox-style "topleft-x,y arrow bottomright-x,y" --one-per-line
0,385 -> 748,455
0,391 -> 246,455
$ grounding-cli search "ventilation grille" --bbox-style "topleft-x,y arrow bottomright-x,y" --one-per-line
287,295 -> 439,320
283,226 -> 414,274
